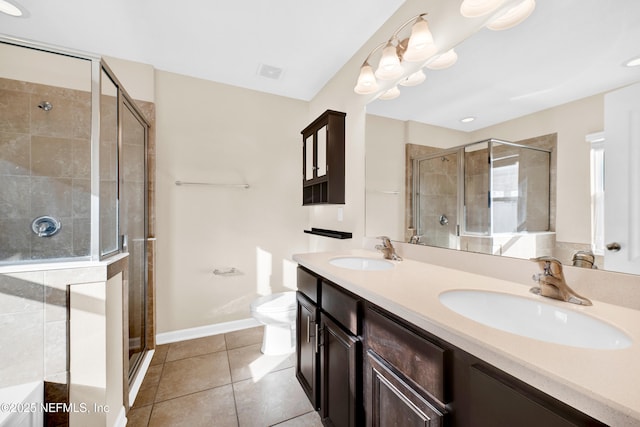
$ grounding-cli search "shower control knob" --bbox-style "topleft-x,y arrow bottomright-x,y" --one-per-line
606,242 -> 622,252
31,216 -> 61,237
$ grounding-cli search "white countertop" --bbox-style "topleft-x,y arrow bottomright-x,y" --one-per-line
293,249 -> 640,426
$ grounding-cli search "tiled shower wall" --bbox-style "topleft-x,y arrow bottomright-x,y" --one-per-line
0,77 -> 92,262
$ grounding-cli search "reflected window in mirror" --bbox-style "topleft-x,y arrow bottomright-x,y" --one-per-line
588,133 -> 605,256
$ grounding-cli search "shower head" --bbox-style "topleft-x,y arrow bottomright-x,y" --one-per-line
38,101 -> 53,111
441,156 -> 450,162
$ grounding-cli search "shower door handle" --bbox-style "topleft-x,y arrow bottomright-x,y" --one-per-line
121,234 -> 129,252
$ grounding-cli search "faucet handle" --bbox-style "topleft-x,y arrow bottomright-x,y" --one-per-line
530,256 -> 563,275
377,236 -> 391,246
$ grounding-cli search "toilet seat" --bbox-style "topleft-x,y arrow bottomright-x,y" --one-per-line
250,291 -> 296,314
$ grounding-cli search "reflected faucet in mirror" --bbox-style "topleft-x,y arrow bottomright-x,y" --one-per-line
530,256 -> 592,306
376,236 -> 403,261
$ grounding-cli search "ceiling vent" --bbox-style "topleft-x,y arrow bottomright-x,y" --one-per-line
257,64 -> 283,80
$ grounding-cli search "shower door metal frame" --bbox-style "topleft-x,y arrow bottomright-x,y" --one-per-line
100,59 -> 151,382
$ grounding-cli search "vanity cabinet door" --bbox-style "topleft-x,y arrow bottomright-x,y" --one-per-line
296,292 -> 319,409
320,313 -> 362,427
365,351 -> 446,427
364,304 -> 449,404
468,364 -> 606,427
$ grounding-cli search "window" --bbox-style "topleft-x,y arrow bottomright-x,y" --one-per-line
588,133 -> 605,255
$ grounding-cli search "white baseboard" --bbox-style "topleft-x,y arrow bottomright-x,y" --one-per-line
155,318 -> 261,345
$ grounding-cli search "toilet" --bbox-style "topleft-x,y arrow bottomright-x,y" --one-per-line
250,291 -> 297,355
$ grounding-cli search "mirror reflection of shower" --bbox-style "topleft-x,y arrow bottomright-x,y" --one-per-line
412,138 -> 552,257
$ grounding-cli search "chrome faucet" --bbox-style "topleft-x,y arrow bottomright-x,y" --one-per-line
408,228 -> 420,244
530,256 -> 592,306
376,236 -> 402,261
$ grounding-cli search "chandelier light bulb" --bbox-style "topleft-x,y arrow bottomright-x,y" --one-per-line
403,16 -> 437,63
460,0 -> 504,18
399,69 -> 426,87
379,86 -> 400,100
375,41 -> 404,80
427,49 -> 458,70
487,0 -> 536,30
0,0 -> 23,16
353,63 -> 379,94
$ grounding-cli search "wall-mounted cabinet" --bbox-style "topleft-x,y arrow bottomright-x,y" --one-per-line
301,110 -> 346,205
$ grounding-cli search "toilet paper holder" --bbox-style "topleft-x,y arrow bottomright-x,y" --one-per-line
213,267 -> 241,276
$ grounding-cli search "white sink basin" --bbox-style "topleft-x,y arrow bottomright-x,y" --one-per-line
439,290 -> 632,350
329,257 -> 394,271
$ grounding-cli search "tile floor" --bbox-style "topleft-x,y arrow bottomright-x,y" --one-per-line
127,326 -> 323,427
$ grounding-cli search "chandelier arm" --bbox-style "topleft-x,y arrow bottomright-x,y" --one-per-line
362,41 -> 388,66
391,13 -> 428,39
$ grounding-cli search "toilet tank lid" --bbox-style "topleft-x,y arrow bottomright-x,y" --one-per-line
251,291 -> 296,313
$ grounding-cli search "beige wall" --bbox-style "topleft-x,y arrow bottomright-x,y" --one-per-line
154,71 -> 309,333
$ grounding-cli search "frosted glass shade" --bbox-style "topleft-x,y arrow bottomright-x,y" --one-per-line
379,86 -> 400,100
399,69 -> 426,87
487,0 -> 535,30
427,49 -> 458,70
375,42 -> 404,80
403,17 -> 437,63
460,0 -> 504,18
354,64 -> 379,94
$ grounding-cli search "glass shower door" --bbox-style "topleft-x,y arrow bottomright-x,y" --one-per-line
414,151 -> 460,249
120,100 -> 148,379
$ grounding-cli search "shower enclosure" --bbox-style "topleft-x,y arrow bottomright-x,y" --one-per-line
413,138 -> 551,257
0,36 -> 151,389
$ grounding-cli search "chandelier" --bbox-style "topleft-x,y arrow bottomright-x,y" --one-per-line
354,0 -> 536,100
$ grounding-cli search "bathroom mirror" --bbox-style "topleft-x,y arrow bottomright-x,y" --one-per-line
364,0 -> 640,274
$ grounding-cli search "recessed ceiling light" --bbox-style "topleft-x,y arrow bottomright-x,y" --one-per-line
0,0 -> 25,17
460,116 -> 476,123
624,56 -> 640,67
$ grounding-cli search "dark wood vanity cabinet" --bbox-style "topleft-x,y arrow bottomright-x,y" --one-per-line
364,304 -> 448,426
296,266 -> 363,426
301,110 -> 346,205
320,313 -> 361,426
365,303 -> 606,427
296,266 -> 606,426
296,292 -> 319,409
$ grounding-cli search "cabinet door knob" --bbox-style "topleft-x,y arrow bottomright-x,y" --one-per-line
606,242 -> 622,252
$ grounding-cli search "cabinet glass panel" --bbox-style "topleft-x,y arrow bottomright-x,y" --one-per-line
317,126 -> 327,178
305,135 -> 314,181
